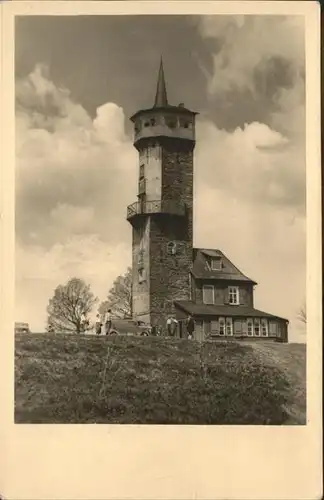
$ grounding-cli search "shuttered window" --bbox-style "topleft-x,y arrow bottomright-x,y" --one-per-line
203,285 -> 214,304
234,320 -> 242,334
204,321 -> 211,334
211,320 -> 218,332
269,322 -> 277,336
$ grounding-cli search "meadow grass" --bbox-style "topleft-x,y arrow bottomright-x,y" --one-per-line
15,333 -> 306,424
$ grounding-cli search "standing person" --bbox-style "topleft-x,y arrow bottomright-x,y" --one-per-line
166,316 -> 178,337
171,316 -> 178,337
104,309 -> 112,335
186,314 -> 195,340
80,313 -> 87,333
166,316 -> 172,337
95,313 -> 102,335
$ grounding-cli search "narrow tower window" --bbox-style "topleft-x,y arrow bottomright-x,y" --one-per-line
179,117 -> 192,129
135,120 -> 142,134
166,118 -> 177,129
138,268 -> 145,284
167,241 -> 177,255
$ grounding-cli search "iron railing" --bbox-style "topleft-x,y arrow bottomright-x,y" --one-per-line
127,199 -> 186,220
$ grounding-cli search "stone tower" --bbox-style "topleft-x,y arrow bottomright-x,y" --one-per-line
127,58 -> 197,328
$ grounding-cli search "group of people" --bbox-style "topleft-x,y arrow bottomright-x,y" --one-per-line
93,309 -> 195,339
95,310 -> 112,336
166,314 -> 195,339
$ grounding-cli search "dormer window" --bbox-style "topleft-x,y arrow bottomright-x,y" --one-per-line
150,118 -> 156,126
211,257 -> 222,271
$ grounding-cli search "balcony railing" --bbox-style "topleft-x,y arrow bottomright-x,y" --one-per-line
127,199 -> 186,220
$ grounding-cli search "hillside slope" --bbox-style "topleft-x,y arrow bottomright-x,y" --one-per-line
247,342 -> 306,424
15,334 -> 306,425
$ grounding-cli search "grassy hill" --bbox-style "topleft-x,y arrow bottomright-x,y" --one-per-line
15,333 -> 306,425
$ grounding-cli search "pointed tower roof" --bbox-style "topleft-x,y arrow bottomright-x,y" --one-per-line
154,57 -> 168,108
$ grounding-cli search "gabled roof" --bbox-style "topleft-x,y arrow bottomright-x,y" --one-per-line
192,248 -> 257,284
174,301 -> 288,322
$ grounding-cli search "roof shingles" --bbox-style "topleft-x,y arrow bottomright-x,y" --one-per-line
174,300 -> 288,322
192,248 -> 257,284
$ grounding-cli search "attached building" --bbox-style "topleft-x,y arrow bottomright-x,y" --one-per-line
174,248 -> 288,342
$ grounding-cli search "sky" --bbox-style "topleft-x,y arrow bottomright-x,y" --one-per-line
15,14 -> 306,340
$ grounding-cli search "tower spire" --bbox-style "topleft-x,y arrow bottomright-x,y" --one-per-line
154,57 -> 168,108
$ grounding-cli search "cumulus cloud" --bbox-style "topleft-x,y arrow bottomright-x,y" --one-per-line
199,15 -> 304,97
197,15 -> 305,169
16,64 -> 137,249
15,65 -> 135,330
195,118 -> 305,212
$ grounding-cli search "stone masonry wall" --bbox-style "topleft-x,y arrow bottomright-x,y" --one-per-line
149,143 -> 194,329
132,217 -> 151,319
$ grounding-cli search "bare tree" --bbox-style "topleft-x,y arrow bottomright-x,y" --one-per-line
47,277 -> 98,333
297,303 -> 307,324
100,267 -> 132,319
